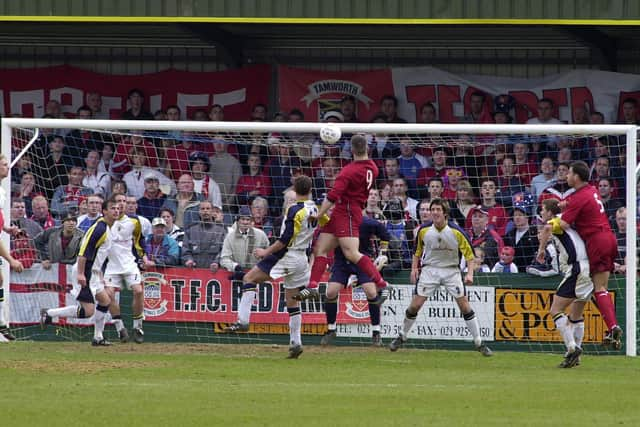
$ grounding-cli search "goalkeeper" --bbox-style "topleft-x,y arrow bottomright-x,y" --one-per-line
389,198 -> 492,356
320,215 -> 391,347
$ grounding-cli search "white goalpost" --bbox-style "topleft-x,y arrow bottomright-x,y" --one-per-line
1,118 -> 637,356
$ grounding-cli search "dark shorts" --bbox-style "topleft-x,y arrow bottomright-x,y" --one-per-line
585,231 -> 617,274
76,286 -> 95,304
322,206 -> 362,238
329,255 -> 374,287
256,254 -> 279,275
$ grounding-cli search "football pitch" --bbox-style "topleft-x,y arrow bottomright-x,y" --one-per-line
1,342 -> 638,427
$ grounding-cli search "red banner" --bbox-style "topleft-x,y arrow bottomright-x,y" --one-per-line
142,268 -> 372,324
278,65 -> 394,122
0,64 -> 271,120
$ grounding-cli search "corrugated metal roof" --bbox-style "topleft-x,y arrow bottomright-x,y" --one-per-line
1,0 -> 640,20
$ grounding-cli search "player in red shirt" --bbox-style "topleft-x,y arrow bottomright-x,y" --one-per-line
550,160 -> 622,349
0,154 -> 25,341
295,134 -> 388,301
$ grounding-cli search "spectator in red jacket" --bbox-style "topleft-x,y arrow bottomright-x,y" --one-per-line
113,134 -> 158,175
236,154 -> 272,206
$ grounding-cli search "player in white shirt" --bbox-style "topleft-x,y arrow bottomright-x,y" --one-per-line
536,198 -> 593,368
223,176 -> 327,359
389,198 -> 492,356
40,199 -> 119,346
105,193 -> 150,344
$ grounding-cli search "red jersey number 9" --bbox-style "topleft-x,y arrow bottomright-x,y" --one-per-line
366,169 -> 374,190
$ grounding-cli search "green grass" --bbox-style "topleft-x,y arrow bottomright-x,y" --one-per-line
0,342 -> 638,427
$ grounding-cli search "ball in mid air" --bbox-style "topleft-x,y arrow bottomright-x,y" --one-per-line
320,124 -> 342,144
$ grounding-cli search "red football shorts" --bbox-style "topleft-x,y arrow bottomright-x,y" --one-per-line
322,206 -> 362,238
585,231 -> 618,274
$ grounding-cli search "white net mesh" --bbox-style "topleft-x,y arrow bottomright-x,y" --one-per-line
3,119 -> 637,355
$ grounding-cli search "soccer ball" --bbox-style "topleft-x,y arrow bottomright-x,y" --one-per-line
320,124 -> 342,144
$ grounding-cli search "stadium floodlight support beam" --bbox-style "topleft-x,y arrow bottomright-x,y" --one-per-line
1,118 -> 637,356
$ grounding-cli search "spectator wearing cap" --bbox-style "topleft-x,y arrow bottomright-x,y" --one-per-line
465,178 -> 508,237
468,206 -> 504,269
161,174 -> 204,229
144,217 -> 180,267
189,151 -> 223,210
379,95 -> 407,123
492,94 -> 516,124
34,214 -> 84,270
123,149 -> 176,200
503,204 -> 539,272
220,206 -> 271,329
220,205 -> 270,281
209,137 -> 242,209
113,133 -> 158,176
182,201 -> 227,271
137,174 -> 169,221
236,153 -> 273,206
50,166 -> 93,219
121,88 -> 154,121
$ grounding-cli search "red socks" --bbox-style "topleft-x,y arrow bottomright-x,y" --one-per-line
356,256 -> 385,288
594,290 -> 618,331
308,256 -> 329,289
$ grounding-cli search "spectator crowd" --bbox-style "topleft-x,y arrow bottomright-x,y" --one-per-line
6,89 -> 639,275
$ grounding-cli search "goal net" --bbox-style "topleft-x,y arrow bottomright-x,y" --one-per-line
1,118 -> 637,356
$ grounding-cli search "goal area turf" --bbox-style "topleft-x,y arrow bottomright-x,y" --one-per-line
1,342 -> 638,427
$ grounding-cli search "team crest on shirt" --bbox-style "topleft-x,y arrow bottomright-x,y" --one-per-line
345,286 -> 370,319
142,272 -> 168,317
